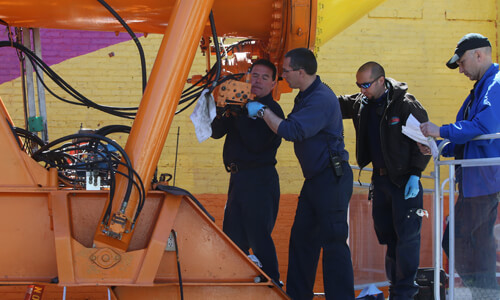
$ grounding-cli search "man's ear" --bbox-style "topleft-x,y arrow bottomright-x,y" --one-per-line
297,68 -> 305,78
378,76 -> 385,84
475,49 -> 481,60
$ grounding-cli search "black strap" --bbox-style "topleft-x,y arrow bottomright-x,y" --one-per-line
225,161 -> 274,173
156,184 -> 215,222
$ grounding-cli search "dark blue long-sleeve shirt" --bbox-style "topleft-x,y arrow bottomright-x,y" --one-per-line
277,76 -> 349,179
211,93 -> 285,167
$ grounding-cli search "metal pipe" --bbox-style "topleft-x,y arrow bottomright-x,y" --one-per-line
433,155 -> 442,300
448,165 -> 455,300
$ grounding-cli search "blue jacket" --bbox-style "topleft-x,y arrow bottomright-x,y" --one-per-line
440,63 -> 500,197
277,76 -> 348,179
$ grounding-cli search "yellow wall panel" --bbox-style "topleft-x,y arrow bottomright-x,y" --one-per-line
368,0 -> 424,19
445,0 -> 496,20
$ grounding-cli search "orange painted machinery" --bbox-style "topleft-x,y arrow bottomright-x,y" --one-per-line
0,0 -> 385,298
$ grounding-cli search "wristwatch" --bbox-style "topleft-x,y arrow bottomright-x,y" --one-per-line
257,105 -> 267,118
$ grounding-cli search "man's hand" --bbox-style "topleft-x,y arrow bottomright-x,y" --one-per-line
404,175 -> 420,200
417,143 -> 431,155
246,101 -> 265,118
420,122 -> 441,138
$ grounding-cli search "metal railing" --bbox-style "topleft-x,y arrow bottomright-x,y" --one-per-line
312,165 -> 436,298
432,133 -> 500,300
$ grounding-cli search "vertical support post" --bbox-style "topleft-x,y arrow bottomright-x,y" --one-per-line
22,28 -> 36,121
33,28 -> 48,142
94,0 -> 215,250
433,160 -> 442,300
448,166 -> 456,300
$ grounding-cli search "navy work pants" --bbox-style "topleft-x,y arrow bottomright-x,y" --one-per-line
286,162 -> 354,300
371,173 -> 423,300
223,165 -> 281,283
442,191 -> 500,299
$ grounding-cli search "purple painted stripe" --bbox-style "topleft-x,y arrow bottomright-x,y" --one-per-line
0,26 -> 138,84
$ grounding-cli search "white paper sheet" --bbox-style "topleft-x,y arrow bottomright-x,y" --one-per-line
402,114 -> 439,158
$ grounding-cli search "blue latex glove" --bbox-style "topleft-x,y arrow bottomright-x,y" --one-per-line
246,101 -> 265,118
404,175 -> 420,200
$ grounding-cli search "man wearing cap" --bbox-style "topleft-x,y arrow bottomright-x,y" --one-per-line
338,61 -> 430,300
421,33 -> 500,299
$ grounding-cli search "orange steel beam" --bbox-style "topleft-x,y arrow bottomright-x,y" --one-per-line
0,187 -> 289,298
93,0 -> 215,251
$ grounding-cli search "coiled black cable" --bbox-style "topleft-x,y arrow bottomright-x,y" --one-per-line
0,41 -> 139,118
97,0 -> 147,94
31,133 -> 145,226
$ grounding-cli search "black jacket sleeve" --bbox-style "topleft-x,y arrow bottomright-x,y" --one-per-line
338,94 -> 362,119
211,115 -> 229,139
405,95 -> 431,177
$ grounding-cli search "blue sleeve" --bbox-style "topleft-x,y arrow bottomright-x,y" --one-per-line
440,82 -> 500,144
278,94 -> 335,142
436,139 -> 455,157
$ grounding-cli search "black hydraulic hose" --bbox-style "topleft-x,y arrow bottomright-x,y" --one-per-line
95,124 -> 131,136
208,11 -> 221,93
172,229 -> 184,300
114,160 -> 146,223
1,38 -> 221,117
97,0 -> 147,94
28,58 -> 136,119
32,133 -> 135,223
181,64 -> 217,97
0,41 -> 139,118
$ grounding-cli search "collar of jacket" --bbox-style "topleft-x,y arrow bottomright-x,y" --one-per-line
473,63 -> 499,98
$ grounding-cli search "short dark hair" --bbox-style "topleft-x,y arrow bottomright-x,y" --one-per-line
250,59 -> 277,80
285,48 -> 317,75
358,61 -> 385,80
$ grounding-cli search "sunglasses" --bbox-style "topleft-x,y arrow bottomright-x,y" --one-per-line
356,76 -> 382,89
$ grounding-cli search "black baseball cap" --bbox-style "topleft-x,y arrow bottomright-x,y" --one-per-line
446,33 -> 491,69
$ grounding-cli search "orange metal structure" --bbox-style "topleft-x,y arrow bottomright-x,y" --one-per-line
0,0 -> 386,298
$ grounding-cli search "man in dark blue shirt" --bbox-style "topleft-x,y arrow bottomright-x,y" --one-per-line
247,48 -> 354,300
211,59 -> 285,285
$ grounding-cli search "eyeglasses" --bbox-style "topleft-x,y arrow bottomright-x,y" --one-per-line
282,68 -> 300,74
356,76 -> 382,89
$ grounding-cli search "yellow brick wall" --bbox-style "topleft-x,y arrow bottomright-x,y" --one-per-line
0,0 -> 497,194
319,0 -> 499,188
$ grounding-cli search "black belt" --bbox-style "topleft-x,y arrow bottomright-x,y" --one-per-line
225,162 -> 273,174
373,168 -> 388,176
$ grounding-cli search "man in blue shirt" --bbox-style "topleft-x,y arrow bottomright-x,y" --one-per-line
247,48 -> 354,300
211,59 -> 285,285
421,33 -> 500,299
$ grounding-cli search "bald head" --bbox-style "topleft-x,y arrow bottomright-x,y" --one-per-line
355,62 -> 386,100
357,61 -> 385,80
457,46 -> 493,81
